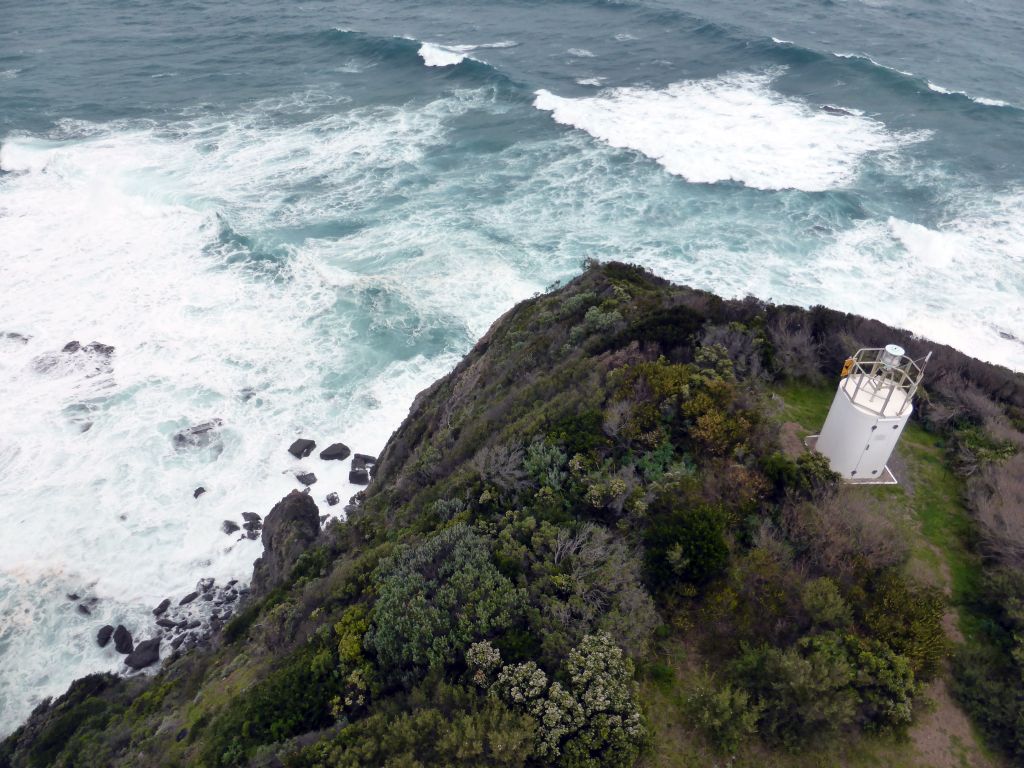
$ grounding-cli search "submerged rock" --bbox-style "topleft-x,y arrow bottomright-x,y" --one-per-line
288,438 -> 316,458
251,490 -> 320,598
113,625 -> 133,654
1,332 -> 30,344
124,638 -> 160,670
319,442 -> 351,461
173,420 -> 223,450
96,625 -> 114,648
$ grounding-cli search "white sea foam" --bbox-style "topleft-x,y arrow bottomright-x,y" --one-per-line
417,40 -> 518,67
0,87 -> 543,734
613,33 -> 637,41
926,81 -> 1011,107
419,42 -> 468,67
770,196 -> 1024,371
533,72 -> 924,191
568,48 -> 596,58
576,77 -> 605,87
0,69 -> 19,80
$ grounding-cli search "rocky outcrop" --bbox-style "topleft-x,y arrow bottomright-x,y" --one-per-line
319,442 -> 351,461
124,639 -> 160,670
113,625 -> 133,655
288,439 -> 316,458
250,490 -> 321,599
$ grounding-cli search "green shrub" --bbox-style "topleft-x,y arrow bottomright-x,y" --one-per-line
201,644 -> 342,767
288,687 -> 535,768
730,635 -> 857,747
644,505 -> 728,590
857,570 -> 947,679
365,524 -> 524,686
685,675 -> 763,752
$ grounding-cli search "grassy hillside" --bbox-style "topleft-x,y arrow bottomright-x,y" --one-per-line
3,262 -> 1023,768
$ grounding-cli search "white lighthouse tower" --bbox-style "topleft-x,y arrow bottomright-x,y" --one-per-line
814,344 -> 930,482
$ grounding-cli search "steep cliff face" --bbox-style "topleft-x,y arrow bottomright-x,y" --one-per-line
3,262 -> 1022,768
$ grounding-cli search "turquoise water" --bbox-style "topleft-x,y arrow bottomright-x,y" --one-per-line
1,0 -> 1022,735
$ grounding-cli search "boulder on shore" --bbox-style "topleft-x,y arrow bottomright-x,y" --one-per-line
326,492 -> 340,506
113,625 -> 133,654
124,638 -> 160,670
179,591 -> 199,606
296,472 -> 317,486
349,468 -> 369,485
153,598 -> 171,616
319,442 -> 351,461
288,438 -> 316,458
251,490 -> 321,598
97,625 -> 114,648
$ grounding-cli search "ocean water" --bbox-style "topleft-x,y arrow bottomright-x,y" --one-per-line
1,0 -> 1023,735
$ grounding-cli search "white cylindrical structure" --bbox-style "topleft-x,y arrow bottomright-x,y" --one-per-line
816,372 -> 912,479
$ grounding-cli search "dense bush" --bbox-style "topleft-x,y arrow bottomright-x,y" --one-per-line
365,524 -> 524,687
475,633 -> 646,768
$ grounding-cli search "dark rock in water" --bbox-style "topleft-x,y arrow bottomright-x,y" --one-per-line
326,492 -> 340,506
113,625 -> 133,654
193,486 -> 206,499
349,467 -> 369,485
97,625 -> 114,648
171,635 -> 185,650
221,520 -> 240,535
186,619 -> 201,630
242,520 -> 260,533
227,579 -> 237,586
319,442 -> 351,461
288,438 -> 316,458
353,453 -> 377,466
197,577 -> 214,593
251,490 -> 321,598
821,104 -> 854,117
319,514 -> 329,524
62,341 -> 81,354
296,472 -> 317,486
1,332 -> 30,344
124,638 -> 160,670
244,530 -> 259,540
173,419 -> 224,450
998,330 -> 1017,341
179,591 -> 199,606
156,618 -> 177,629
67,593 -> 80,601
343,504 -> 360,515
201,592 -> 213,601
77,604 -> 91,616
153,598 -> 171,616
241,512 -> 262,523
240,387 -> 257,402
224,592 -> 237,603
82,342 -> 115,356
